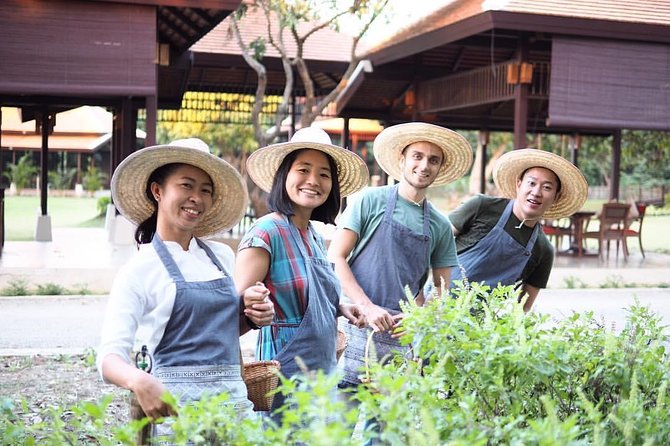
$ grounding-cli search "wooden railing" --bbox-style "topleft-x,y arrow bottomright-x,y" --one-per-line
418,61 -> 551,113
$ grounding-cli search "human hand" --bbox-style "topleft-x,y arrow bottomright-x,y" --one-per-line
390,313 -> 406,339
339,302 -> 366,328
130,371 -> 177,421
362,303 -> 395,333
243,281 -> 274,327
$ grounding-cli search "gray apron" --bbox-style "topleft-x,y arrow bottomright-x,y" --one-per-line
451,199 -> 539,287
269,216 -> 339,411
150,236 -> 252,441
340,184 -> 432,386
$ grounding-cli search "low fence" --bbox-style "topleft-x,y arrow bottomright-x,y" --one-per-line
588,185 -> 667,206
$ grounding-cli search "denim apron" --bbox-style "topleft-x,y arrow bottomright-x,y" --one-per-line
451,200 -> 539,288
269,216 -> 339,411
150,236 -> 252,441
340,184 -> 431,386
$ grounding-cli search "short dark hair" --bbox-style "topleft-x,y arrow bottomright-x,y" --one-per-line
267,149 -> 341,225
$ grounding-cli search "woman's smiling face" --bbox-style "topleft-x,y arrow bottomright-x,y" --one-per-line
152,163 -> 214,241
285,149 -> 333,215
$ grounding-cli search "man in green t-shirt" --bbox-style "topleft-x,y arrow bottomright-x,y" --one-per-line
449,149 -> 588,311
328,122 -> 473,388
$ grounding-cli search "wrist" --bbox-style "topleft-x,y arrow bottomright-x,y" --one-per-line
245,315 -> 261,330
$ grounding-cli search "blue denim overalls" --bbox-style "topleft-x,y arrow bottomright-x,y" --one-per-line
269,216 -> 340,411
340,184 -> 431,386
150,235 -> 253,441
451,199 -> 539,288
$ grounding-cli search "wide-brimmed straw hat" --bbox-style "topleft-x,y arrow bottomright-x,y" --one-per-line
493,148 -> 588,219
111,138 -> 248,237
372,122 -> 473,187
246,126 -> 369,197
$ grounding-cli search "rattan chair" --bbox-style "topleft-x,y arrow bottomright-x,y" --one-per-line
624,202 -> 647,258
542,218 -> 572,251
582,202 -> 631,259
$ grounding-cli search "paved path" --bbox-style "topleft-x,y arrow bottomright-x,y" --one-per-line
2,289 -> 669,356
0,295 -> 258,358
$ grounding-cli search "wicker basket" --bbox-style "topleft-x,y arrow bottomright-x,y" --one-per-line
336,329 -> 348,361
243,360 -> 281,412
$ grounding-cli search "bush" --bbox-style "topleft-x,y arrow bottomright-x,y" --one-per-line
82,165 -> 108,194
96,196 -> 112,216
2,284 -> 669,444
2,154 -> 37,194
35,283 -> 65,296
0,280 -> 30,296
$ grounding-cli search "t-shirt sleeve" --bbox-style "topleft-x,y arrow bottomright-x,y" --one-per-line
431,221 -> 459,268
238,221 -> 273,254
448,195 -> 482,233
525,245 -> 555,288
338,190 -> 368,235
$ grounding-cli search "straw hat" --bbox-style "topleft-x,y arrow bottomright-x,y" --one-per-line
111,138 -> 248,237
372,122 -> 473,186
493,148 -> 588,219
246,126 -> 369,197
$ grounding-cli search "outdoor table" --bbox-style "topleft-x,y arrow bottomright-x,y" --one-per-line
568,211 -> 596,257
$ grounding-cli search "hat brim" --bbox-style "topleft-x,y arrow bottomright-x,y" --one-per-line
111,144 -> 248,237
246,141 -> 369,197
372,122 -> 473,186
493,148 -> 588,219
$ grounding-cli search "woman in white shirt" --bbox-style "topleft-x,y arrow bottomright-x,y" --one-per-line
97,138 -> 274,440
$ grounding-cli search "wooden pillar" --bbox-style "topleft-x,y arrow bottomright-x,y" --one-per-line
145,95 -> 157,146
35,107 -> 54,241
513,36 -> 530,149
478,130 -> 489,194
343,117 -> 351,150
569,133 -> 581,167
611,130 -> 622,201
112,98 -> 136,173
341,117 -> 351,210
0,107 -> 4,188
39,108 -> 51,216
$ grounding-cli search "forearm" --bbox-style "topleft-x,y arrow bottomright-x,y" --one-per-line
332,258 -> 373,307
521,284 -> 540,312
101,353 -> 148,392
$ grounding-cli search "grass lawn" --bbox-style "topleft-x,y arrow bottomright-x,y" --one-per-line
4,195 -> 105,241
4,192 -> 668,253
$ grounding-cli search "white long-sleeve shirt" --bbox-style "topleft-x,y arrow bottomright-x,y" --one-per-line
96,238 -> 236,377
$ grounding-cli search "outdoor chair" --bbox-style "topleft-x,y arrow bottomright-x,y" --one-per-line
582,202 -> 631,259
542,218 -> 572,252
624,202 -> 647,258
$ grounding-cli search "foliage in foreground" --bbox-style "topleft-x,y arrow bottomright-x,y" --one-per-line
2,283 -> 670,444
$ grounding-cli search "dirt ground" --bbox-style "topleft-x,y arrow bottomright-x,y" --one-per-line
0,354 -> 129,427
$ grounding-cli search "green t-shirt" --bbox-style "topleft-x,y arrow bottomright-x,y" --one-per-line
448,194 -> 554,288
338,185 -> 458,269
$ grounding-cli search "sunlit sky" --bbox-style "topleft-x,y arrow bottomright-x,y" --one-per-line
337,0 -> 454,46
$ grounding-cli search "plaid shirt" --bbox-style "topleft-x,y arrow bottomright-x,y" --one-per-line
239,214 -> 329,360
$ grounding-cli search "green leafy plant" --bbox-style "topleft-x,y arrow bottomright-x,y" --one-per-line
47,165 -> 76,191
2,154 -> 37,195
600,275 -> 626,288
2,284 -> 670,444
81,165 -> 108,194
35,283 -> 65,296
96,195 -> 112,216
0,280 -> 30,296
563,275 -> 588,289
